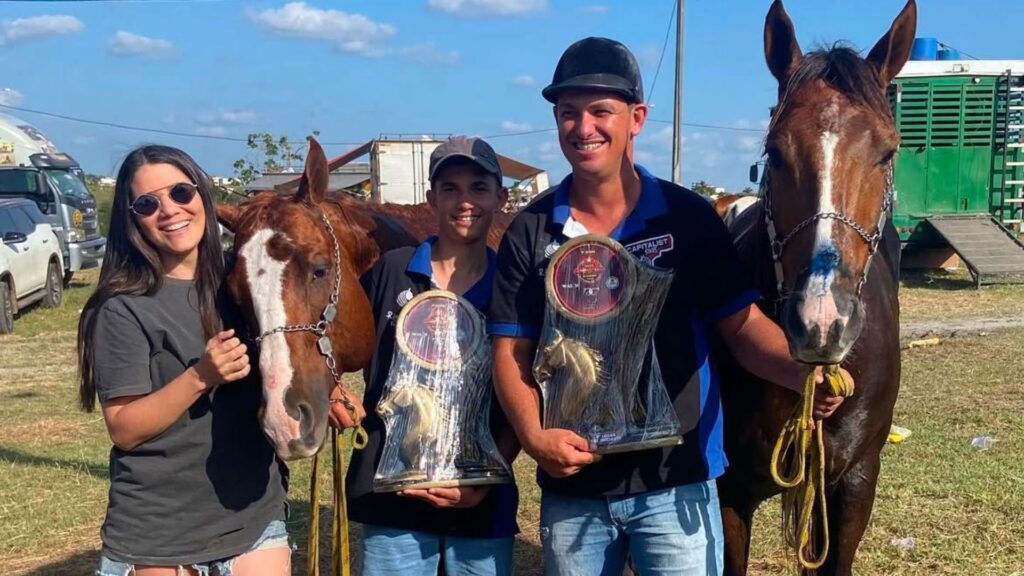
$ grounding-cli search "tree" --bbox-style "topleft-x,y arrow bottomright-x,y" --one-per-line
232,131 -> 321,190
741,186 -> 756,195
690,180 -> 717,198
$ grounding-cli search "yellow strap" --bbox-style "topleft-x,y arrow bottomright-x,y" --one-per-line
307,420 -> 367,576
769,365 -> 853,570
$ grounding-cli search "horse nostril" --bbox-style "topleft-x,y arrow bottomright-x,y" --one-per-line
297,401 -> 314,436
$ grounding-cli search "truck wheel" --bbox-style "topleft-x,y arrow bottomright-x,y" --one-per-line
42,261 -> 63,308
0,279 -> 13,334
63,270 -> 74,288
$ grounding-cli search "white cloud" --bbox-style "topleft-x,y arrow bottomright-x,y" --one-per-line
1,15 -> 83,45
502,120 -> 532,132
0,87 -> 23,106
108,31 -> 177,59
537,140 -> 561,162
248,2 -> 395,57
509,74 -> 536,87
196,126 -> 227,137
219,110 -> 257,124
396,43 -> 460,66
427,0 -> 546,17
736,135 -> 763,153
580,5 -> 608,14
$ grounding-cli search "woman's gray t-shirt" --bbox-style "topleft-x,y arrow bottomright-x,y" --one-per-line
92,277 -> 287,565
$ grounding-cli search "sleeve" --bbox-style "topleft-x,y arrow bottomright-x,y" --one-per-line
689,200 -> 761,323
92,299 -> 154,402
487,217 -> 544,339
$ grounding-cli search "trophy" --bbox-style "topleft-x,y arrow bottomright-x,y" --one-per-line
533,234 -> 682,454
374,290 -> 511,492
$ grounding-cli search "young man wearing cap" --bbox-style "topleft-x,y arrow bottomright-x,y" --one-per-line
346,136 -> 519,576
488,38 -> 852,575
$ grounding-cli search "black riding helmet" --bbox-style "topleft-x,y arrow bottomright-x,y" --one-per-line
542,37 -> 644,104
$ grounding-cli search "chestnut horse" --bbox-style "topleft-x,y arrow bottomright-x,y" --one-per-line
716,2 -> 914,575
218,140 -> 512,460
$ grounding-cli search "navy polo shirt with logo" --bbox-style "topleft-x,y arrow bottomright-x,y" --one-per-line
488,165 -> 759,497
346,237 -> 519,538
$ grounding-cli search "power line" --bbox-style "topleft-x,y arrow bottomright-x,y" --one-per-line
0,103 -> 366,146
646,0 -> 677,107
0,102 -> 765,150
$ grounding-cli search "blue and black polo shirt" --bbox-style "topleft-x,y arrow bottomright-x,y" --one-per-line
488,165 -> 759,497
346,237 -> 519,538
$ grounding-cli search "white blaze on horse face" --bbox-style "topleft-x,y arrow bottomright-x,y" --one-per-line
238,228 -> 300,449
799,129 -> 849,346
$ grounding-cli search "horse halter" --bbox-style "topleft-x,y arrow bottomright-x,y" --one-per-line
253,211 -> 357,413
761,161 -> 894,299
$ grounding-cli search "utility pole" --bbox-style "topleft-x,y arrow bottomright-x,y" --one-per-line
671,0 -> 685,184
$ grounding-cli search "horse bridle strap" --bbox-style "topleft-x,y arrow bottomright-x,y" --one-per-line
253,211 -> 358,415
761,162 -> 893,298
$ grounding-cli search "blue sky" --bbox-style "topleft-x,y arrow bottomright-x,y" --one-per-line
1,0 -> 1022,191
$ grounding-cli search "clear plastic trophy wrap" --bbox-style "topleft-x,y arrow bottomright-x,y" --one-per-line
374,289 -> 512,492
533,234 -> 682,454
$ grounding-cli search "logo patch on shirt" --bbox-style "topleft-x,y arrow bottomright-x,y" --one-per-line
625,234 -> 675,265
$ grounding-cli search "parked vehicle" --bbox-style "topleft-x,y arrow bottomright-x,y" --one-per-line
0,198 -> 64,334
0,114 -> 105,287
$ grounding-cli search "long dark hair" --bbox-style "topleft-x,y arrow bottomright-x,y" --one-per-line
77,145 -> 225,411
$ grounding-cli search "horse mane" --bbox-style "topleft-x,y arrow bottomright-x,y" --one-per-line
774,44 -> 894,129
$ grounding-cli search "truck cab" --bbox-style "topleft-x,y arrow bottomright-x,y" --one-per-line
0,115 -> 105,283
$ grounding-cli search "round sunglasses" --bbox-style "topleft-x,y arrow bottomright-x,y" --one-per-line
130,182 -> 199,217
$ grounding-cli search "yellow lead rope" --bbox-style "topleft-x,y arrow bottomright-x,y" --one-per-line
770,365 -> 854,570
308,422 -> 368,576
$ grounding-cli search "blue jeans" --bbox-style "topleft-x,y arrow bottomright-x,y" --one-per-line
539,481 -> 724,576
96,520 -> 290,576
358,524 -> 513,576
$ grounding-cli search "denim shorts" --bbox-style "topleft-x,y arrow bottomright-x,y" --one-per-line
96,519 -> 290,576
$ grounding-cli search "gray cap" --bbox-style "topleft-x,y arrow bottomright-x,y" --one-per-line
428,136 -> 503,182
542,37 -> 644,104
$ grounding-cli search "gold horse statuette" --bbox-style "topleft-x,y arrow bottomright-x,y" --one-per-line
534,329 -> 604,421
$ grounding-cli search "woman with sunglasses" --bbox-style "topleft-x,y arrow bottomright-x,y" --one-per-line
77,145 -> 290,576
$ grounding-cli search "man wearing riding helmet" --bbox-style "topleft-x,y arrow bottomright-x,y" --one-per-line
488,37 -> 852,575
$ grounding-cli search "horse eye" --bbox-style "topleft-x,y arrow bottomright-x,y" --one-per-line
313,265 -> 328,280
879,149 -> 897,166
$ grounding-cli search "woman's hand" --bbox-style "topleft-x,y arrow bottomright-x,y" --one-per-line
192,329 -> 250,389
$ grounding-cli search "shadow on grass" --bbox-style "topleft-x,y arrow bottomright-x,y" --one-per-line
0,445 -> 108,480
900,270 -> 976,290
25,550 -> 98,576
18,497 -> 543,575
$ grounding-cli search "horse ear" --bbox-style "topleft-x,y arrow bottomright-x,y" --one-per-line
866,0 -> 917,87
217,203 -> 240,233
764,0 -> 802,85
295,138 -> 328,206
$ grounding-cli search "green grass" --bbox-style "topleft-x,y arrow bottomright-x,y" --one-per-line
2,273 -> 1022,575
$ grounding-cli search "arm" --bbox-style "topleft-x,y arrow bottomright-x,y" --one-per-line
492,336 -> 600,478
717,304 -> 851,418
102,330 -> 250,451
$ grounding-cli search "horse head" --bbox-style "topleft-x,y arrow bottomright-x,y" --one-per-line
762,0 -> 915,364
217,139 -> 377,460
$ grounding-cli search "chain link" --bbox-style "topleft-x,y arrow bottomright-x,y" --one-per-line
763,162 -> 894,298
254,211 -> 346,383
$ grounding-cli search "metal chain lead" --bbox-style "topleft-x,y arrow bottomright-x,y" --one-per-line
763,162 -> 894,298
254,211 -> 355,413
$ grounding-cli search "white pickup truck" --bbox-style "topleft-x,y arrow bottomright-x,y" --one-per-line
0,198 -> 64,334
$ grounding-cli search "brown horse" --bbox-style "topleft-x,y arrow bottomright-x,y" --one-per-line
717,2 -> 914,575
713,193 -> 759,230
218,140 -> 513,460
217,141 -> 418,459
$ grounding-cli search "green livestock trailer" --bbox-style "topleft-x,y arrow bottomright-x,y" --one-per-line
889,58 -> 1024,285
